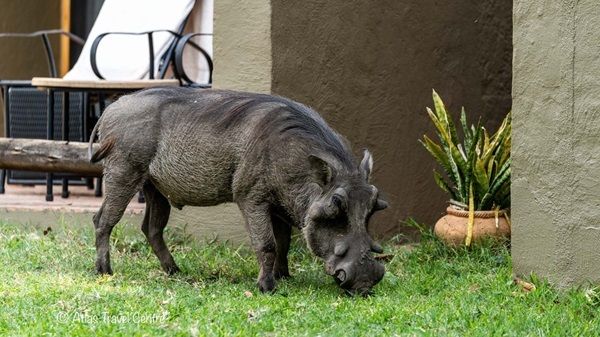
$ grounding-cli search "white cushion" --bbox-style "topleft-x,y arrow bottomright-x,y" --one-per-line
64,0 -> 194,81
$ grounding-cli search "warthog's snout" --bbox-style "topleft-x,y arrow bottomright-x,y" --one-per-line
327,237 -> 386,296
333,259 -> 385,296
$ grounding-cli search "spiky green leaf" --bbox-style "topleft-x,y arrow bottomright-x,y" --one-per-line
433,170 -> 458,200
420,136 -> 452,174
478,159 -> 511,210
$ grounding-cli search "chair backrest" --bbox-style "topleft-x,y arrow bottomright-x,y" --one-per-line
64,0 -> 195,81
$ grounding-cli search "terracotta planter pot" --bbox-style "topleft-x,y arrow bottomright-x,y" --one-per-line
434,207 -> 510,246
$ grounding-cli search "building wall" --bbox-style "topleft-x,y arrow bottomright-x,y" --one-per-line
512,0 -> 600,287
270,0 -> 512,237
0,0 -> 63,136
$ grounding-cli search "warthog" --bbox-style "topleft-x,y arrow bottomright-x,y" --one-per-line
89,87 -> 388,295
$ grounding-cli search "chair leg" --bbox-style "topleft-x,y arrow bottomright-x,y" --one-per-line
84,94 -> 94,193
137,190 -> 145,203
86,177 -> 94,190
95,176 -> 103,197
61,179 -> 70,198
61,91 -> 70,198
46,173 -> 54,201
0,169 -> 5,194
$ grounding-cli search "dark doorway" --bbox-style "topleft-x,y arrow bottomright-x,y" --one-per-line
70,0 -> 104,66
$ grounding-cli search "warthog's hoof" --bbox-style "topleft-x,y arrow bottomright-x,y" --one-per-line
163,264 -> 181,275
95,262 -> 113,275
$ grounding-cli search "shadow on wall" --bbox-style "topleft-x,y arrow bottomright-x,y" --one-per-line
271,0 -> 512,239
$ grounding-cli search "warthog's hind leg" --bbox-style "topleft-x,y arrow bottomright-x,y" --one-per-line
93,171 -> 143,274
141,181 -> 179,275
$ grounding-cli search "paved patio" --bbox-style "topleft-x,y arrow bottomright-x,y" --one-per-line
0,184 -> 144,214
0,183 -> 248,244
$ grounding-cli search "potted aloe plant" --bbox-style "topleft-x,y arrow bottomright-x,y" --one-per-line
420,90 -> 511,246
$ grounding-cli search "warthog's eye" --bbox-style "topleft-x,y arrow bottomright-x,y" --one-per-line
332,194 -> 344,211
369,188 -> 388,213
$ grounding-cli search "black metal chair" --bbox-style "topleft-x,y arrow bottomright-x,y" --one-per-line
0,0 -> 213,201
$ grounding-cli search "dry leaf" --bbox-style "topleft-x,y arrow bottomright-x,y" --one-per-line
468,283 -> 480,292
514,277 -> 536,292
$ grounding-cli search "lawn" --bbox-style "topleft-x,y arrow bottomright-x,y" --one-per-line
1,219 -> 599,336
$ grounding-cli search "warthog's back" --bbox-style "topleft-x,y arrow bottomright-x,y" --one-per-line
98,87 -> 352,209
144,89 -> 270,207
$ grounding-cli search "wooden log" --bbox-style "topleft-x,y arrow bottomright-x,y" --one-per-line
0,138 -> 102,176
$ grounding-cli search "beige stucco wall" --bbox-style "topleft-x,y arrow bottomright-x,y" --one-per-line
213,0 -> 271,93
0,0 -> 63,137
171,0 -> 273,242
512,0 -> 600,287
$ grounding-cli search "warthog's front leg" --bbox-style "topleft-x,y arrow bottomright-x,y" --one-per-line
240,202 -> 277,293
272,213 -> 292,280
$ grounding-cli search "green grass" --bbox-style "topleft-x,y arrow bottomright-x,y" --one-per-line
0,219 -> 599,337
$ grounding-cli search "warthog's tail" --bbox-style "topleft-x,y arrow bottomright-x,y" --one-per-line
88,117 -> 114,163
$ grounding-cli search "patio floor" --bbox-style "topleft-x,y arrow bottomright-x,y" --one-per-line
0,184 -> 144,214
0,183 -> 248,243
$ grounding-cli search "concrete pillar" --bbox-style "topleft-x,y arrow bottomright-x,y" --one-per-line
512,0 -> 600,287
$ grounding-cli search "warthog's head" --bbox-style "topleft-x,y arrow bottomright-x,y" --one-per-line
304,150 -> 388,296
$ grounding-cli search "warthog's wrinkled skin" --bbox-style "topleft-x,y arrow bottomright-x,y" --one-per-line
90,87 -> 388,294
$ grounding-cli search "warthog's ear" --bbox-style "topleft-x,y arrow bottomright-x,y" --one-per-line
360,149 -> 373,182
308,153 -> 335,187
